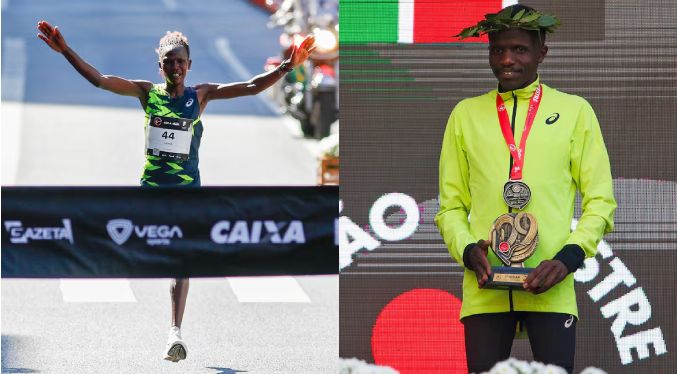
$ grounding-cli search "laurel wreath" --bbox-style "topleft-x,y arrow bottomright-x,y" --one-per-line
456,7 -> 561,39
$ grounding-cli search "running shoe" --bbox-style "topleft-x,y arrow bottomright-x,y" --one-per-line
163,326 -> 187,362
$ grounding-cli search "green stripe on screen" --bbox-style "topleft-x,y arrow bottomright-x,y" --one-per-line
346,88 -> 432,92
341,69 -> 410,74
343,78 -> 416,83
340,58 -> 393,65
341,0 -> 398,43
340,50 -> 380,56
365,96 -> 440,100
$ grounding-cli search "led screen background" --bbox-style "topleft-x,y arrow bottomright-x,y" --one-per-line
339,0 -> 677,373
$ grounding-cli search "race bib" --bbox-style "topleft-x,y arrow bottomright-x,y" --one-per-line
146,115 -> 193,160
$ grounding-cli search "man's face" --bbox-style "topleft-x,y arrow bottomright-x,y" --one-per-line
488,28 -> 548,92
159,45 -> 191,86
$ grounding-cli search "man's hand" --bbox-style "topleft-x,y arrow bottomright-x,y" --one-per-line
523,260 -> 569,294
37,20 -> 67,53
467,240 -> 492,288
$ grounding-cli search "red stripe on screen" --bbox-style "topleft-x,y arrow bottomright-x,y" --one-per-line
413,0 -> 503,43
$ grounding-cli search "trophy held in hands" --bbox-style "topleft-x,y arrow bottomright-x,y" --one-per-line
485,212 -> 538,290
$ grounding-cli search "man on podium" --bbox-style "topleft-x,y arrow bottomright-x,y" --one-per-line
435,4 -> 617,373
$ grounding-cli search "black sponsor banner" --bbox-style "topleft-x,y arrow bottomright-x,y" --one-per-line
1,186 -> 338,278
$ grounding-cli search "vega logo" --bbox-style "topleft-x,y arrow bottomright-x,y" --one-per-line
4,219 -> 74,244
106,219 -> 183,246
107,219 -> 134,245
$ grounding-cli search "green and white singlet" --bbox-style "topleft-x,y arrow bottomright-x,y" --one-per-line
141,84 -> 203,187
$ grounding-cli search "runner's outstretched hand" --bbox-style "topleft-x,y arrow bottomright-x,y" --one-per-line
289,35 -> 316,68
37,20 -> 67,53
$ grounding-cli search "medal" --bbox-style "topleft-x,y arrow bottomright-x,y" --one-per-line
496,85 -> 542,210
503,180 -> 531,209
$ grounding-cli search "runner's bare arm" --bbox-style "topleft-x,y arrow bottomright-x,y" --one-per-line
37,20 -> 152,98
197,35 -> 315,105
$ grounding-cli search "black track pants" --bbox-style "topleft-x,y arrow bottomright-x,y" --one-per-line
462,312 -> 577,374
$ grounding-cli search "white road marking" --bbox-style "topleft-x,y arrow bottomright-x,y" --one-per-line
214,37 -> 254,82
60,279 -> 137,302
214,37 -> 281,115
228,276 -> 311,303
1,37 -> 26,185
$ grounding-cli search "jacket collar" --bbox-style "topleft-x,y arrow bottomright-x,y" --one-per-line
497,76 -> 541,101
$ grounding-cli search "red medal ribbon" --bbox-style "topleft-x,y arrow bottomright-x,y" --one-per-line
495,85 -> 543,180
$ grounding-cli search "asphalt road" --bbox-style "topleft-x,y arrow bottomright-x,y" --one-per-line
2,0 -> 320,186
2,0 -> 281,115
2,276 -> 338,374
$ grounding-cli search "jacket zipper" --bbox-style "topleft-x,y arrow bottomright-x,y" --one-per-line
508,92 -> 517,312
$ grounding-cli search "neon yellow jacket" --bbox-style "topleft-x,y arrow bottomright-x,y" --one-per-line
435,78 -> 616,319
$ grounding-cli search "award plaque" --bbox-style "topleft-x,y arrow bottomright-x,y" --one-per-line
484,212 -> 538,290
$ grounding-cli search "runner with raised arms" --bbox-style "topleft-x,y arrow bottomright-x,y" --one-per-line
36,20 -> 315,362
